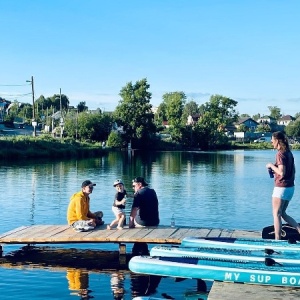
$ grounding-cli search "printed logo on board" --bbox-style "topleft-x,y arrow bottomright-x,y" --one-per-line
224,273 -> 300,286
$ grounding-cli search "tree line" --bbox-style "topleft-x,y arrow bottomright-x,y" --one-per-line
2,78 -> 300,150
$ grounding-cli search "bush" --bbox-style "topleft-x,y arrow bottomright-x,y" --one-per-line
107,131 -> 123,148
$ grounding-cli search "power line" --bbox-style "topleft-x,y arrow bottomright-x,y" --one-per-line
0,84 -> 29,87
1,93 -> 32,97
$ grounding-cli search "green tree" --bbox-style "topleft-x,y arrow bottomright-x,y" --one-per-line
161,91 -> 186,141
6,101 -> 19,121
240,113 -> 250,118
77,101 -> 88,112
163,92 -> 186,126
182,100 -> 199,124
107,131 -> 124,148
18,103 -> 33,122
194,94 -> 238,149
154,102 -> 167,127
256,123 -> 271,132
294,112 -> 300,119
285,120 -> 300,137
252,113 -> 261,121
64,111 -> 112,141
238,124 -> 248,132
268,106 -> 281,120
53,94 -> 70,112
114,78 -> 156,148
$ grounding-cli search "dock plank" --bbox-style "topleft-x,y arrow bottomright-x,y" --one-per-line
183,228 -> 211,238
114,228 -> 145,242
208,281 -> 300,300
219,229 -> 234,237
207,228 -> 222,237
0,226 -> 29,239
233,229 -> 260,238
0,225 -> 49,243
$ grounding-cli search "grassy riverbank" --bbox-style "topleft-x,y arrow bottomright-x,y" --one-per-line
0,135 -> 106,160
1,135 -> 299,161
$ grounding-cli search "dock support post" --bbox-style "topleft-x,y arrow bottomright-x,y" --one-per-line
0,245 -> 2,257
132,242 -> 149,256
197,279 -> 207,292
119,243 -> 126,255
119,243 -> 126,265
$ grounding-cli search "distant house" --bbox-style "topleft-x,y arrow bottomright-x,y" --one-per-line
234,117 -> 258,131
162,120 -> 170,128
187,113 -> 200,125
257,115 -> 277,125
277,115 -> 295,126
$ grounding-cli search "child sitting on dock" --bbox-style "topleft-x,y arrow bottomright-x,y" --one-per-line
107,179 -> 127,230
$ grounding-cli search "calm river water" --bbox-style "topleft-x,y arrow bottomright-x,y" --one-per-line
1,150 -> 300,299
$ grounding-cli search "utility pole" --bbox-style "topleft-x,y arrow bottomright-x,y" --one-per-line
26,76 -> 36,137
59,88 -> 64,139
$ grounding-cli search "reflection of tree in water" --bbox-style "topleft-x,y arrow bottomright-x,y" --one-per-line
110,272 -> 125,300
130,273 -> 162,298
66,269 -> 93,299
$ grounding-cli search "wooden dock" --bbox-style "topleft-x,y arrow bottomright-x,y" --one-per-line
0,224 -> 261,255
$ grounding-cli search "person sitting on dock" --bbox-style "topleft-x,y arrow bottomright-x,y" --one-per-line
129,177 -> 159,228
67,180 -> 104,232
107,179 -> 127,230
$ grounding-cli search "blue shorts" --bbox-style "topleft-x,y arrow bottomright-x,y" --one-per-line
272,186 -> 295,201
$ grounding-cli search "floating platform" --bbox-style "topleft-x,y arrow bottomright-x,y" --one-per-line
0,225 -> 260,256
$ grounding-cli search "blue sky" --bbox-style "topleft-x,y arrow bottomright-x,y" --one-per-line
1,0 -> 300,117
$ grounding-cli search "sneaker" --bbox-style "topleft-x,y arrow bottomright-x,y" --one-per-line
96,218 -> 104,226
73,225 -> 94,232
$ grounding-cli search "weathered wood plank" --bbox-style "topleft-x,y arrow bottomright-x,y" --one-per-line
168,228 -> 190,239
232,229 -> 260,238
184,228 -> 211,238
144,228 -> 178,240
0,226 -> 29,239
21,225 -> 58,240
219,229 -> 234,237
208,281 -> 300,300
34,225 -> 73,243
113,228 -> 145,242
207,228 -> 222,237
115,227 -> 155,242
1,225 -> 50,242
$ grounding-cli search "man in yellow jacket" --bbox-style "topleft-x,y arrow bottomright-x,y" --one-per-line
67,180 -> 104,231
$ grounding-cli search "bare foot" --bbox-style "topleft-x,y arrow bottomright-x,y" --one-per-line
117,226 -> 123,230
107,225 -> 111,230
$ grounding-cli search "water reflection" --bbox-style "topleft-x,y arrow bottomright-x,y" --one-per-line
66,269 -> 91,299
110,272 -> 125,300
130,273 -> 162,298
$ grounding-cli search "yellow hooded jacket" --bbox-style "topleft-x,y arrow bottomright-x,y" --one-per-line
67,190 -> 93,225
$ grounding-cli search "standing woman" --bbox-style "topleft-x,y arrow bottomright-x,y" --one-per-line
266,131 -> 300,240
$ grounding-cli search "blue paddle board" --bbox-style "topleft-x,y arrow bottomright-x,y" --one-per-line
150,245 -> 300,264
181,237 -> 300,251
129,255 -> 300,287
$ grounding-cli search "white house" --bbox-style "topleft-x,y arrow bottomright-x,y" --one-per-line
277,115 -> 295,126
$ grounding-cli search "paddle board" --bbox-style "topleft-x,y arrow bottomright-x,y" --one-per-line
132,292 -> 208,300
150,245 -> 300,264
132,298 -> 165,300
262,223 -> 300,240
181,237 -> 300,251
129,255 -> 300,287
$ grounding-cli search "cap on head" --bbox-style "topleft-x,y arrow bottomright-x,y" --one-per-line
82,180 -> 96,188
113,179 -> 124,187
132,177 -> 148,186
